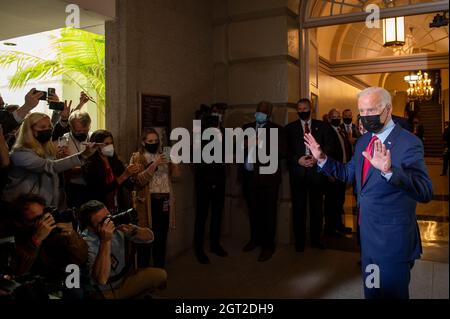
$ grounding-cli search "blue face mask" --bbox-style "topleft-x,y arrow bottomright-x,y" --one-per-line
255,112 -> 268,124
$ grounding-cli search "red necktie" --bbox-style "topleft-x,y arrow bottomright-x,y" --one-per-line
361,135 -> 378,185
358,135 -> 378,225
304,122 -> 310,134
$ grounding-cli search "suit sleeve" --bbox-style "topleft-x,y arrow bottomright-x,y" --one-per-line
386,139 -> 433,203
11,150 -> 82,174
318,155 -> 356,185
320,123 -> 338,157
285,126 -> 298,168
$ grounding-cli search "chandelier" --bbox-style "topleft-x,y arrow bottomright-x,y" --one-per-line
404,71 -> 434,101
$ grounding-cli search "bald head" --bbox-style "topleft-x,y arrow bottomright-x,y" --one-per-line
328,108 -> 341,127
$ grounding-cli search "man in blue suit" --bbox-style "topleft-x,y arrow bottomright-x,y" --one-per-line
304,87 -> 433,299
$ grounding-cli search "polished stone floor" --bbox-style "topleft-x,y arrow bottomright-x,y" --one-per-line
159,238 -> 448,299
160,158 -> 448,299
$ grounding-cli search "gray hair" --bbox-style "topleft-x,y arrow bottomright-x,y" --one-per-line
358,87 -> 392,108
69,110 -> 91,128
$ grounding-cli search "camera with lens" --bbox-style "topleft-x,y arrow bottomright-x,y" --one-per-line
43,207 -> 77,224
103,208 -> 138,226
41,207 -> 78,234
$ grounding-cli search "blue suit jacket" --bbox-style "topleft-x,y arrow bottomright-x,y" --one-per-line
319,124 -> 433,262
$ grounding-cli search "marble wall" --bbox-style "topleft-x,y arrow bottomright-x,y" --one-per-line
106,0 -> 214,261
213,0 -> 301,245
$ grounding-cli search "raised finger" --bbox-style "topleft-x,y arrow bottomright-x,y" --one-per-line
381,143 -> 387,156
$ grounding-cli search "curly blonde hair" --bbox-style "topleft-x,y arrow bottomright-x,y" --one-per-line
13,112 -> 56,158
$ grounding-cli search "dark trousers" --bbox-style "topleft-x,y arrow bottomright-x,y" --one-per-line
136,195 -> 170,269
242,171 -> 279,249
442,150 -> 449,174
290,170 -> 325,248
362,257 -> 414,299
324,178 -> 347,231
193,179 -> 225,251
65,182 -> 89,210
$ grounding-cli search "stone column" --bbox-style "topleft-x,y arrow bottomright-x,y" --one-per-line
213,0 -> 301,245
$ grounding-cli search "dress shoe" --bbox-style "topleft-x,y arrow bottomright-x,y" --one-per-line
336,224 -> 352,234
257,248 -> 274,262
242,241 -> 258,252
311,241 -> 327,250
195,250 -> 210,264
210,245 -> 228,257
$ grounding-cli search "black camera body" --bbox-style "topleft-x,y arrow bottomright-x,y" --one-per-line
43,207 -> 77,224
103,208 -> 138,226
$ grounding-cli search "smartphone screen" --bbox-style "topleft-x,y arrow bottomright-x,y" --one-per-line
48,88 -> 55,97
49,101 -> 64,111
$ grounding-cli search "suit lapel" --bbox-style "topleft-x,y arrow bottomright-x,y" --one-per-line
361,124 -> 402,188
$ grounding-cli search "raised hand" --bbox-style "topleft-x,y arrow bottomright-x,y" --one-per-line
24,89 -> 44,109
73,91 -> 92,112
99,218 -> 115,242
33,213 -> 56,242
362,139 -> 391,174
303,133 -> 326,162
79,92 -> 90,105
80,142 -> 104,159
60,100 -> 72,121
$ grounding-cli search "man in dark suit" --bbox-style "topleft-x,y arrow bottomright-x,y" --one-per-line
340,108 -> 360,149
324,109 -> 353,236
194,104 -> 228,264
285,98 -> 335,252
241,101 -> 284,262
392,114 -> 412,132
304,87 -> 433,299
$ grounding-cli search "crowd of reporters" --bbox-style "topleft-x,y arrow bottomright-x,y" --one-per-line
0,88 -> 429,299
0,89 -> 168,299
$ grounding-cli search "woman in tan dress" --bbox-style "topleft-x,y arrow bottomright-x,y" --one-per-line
130,128 -> 179,268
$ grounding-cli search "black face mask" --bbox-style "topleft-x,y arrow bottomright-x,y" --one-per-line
73,132 -> 88,142
360,108 -> 387,134
144,142 -> 159,154
343,118 -> 353,125
330,119 -> 341,127
35,129 -> 53,144
298,111 -> 311,121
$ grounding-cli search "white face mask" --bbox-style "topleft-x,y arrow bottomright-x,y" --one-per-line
101,144 -> 114,157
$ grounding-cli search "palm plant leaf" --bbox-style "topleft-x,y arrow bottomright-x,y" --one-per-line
0,27 -> 105,107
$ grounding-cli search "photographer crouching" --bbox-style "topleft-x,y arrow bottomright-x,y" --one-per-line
79,200 -> 167,299
3,194 -> 88,299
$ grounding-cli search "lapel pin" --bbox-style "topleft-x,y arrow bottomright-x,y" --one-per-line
388,141 -> 391,145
